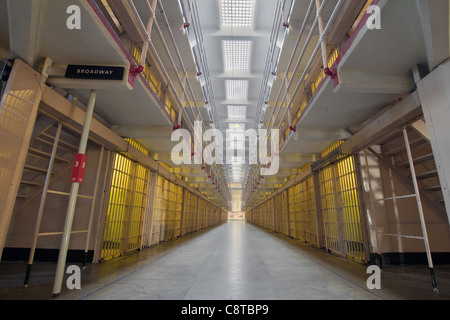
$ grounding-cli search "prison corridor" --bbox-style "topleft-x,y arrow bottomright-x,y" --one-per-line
1,221 -> 449,301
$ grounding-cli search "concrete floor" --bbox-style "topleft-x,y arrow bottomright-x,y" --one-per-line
1,221 -> 450,300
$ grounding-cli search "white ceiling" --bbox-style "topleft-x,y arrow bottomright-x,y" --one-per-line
196,0 -> 276,199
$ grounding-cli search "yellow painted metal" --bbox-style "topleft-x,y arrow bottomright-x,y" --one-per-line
99,137 -> 226,260
165,98 -> 177,123
289,176 -> 318,245
101,153 -> 132,261
154,176 -> 175,242
174,184 -> 183,239
312,47 -> 340,94
152,175 -> 165,244
190,193 -> 198,232
126,138 -> 149,156
319,155 -> 366,262
181,191 -> 189,236
153,177 -> 205,241
321,140 -> 344,158
101,143 -> 150,261
163,180 -> 175,241
198,198 -> 206,230
126,162 -> 149,251
320,163 -> 341,254
267,198 -> 274,231
182,191 -> 196,235
280,191 -> 289,236
336,156 -> 365,262
253,206 -> 261,228
349,0 -> 374,36
310,0 -> 373,96
294,97 -> 307,124
202,199 -> 207,228
273,194 -> 281,233
205,202 -> 211,228
132,43 -> 161,96
246,151 -> 366,263
289,185 -> 298,239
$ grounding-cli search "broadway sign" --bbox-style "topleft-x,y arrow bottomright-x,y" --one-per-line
65,65 -> 125,81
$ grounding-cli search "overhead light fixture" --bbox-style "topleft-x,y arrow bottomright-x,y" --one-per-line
227,105 -> 247,121
220,0 -> 255,28
226,80 -> 248,100
223,40 -> 252,72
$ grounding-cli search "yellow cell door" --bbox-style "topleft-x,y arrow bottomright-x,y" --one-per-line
100,152 -> 150,261
289,177 -> 318,245
319,156 -> 369,263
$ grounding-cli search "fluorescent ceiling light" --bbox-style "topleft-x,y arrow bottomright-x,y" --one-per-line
220,0 -> 255,27
227,105 -> 247,120
226,80 -> 248,100
223,40 -> 252,71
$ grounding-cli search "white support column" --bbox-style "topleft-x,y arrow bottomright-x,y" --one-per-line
52,90 -> 97,297
83,146 -> 104,268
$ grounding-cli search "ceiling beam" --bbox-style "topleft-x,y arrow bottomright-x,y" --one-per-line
341,92 -> 422,154
335,69 -> 414,94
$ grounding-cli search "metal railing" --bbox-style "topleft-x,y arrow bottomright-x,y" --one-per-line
180,0 -> 219,127
244,0 -> 357,206
99,0 -> 229,206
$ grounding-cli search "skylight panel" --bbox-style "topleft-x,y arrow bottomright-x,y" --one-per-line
228,105 -> 247,121
226,80 -> 248,100
223,40 -> 252,71
221,0 -> 255,28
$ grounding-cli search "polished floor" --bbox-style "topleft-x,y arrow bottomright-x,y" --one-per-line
1,221 -> 450,300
